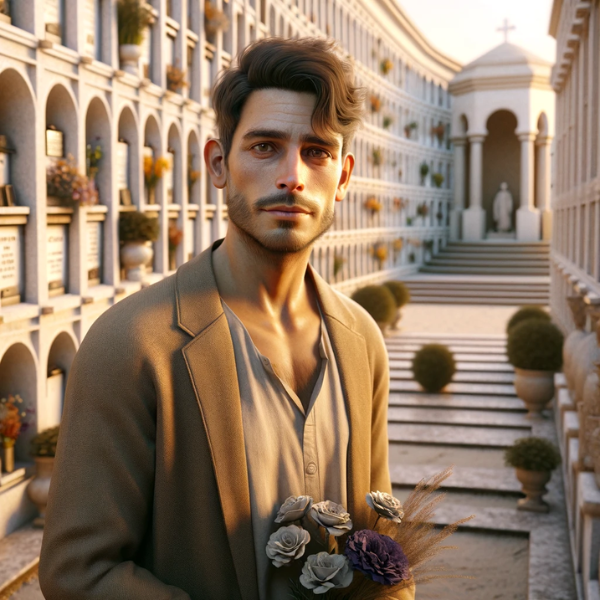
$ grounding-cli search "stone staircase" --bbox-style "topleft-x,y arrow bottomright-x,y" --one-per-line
402,241 -> 550,306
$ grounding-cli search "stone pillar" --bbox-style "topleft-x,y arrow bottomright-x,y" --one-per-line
449,137 -> 466,240
462,134 -> 486,241
516,132 -> 541,241
536,136 -> 553,241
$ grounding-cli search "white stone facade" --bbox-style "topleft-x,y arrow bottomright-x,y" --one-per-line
449,43 -> 555,242
0,0 -> 458,537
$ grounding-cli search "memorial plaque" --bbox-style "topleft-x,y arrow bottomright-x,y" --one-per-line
143,145 -> 154,160
116,141 -> 129,190
86,221 -> 102,284
165,151 -> 174,203
0,226 -> 22,303
46,128 -> 64,158
47,224 -> 67,295
44,0 -> 63,37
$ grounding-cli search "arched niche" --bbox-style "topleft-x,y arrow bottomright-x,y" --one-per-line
0,342 -> 37,461
187,129 -> 200,204
167,122 -> 182,206
0,69 -> 36,208
45,84 -> 79,163
483,110 -> 520,233
143,114 -> 162,205
45,331 -> 77,431
117,105 -> 140,208
85,97 -> 112,206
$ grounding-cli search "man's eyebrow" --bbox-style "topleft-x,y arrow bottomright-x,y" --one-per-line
300,134 -> 340,149
242,129 -> 289,141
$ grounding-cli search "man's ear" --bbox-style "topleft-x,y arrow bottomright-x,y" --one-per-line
204,138 -> 227,189
335,153 -> 355,202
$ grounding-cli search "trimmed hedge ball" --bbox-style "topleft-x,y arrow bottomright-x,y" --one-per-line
504,437 -> 561,471
506,306 -> 550,334
383,281 -> 411,308
351,285 -> 397,324
507,319 -> 564,371
412,343 -> 456,393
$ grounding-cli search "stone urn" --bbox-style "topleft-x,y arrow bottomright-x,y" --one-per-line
26,457 -> 55,527
119,44 -> 142,76
515,468 -> 551,513
514,368 -> 555,418
563,296 -> 587,393
573,315 -> 600,405
121,241 -> 153,282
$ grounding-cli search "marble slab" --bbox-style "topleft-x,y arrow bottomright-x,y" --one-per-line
390,380 -> 516,396
388,406 -> 531,429
0,525 -> 42,592
390,369 -> 514,384
388,423 -> 527,448
388,392 -> 526,411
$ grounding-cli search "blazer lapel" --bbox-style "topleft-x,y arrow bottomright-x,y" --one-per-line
310,269 -> 373,530
177,244 -> 259,600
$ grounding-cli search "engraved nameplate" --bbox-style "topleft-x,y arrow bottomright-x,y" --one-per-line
46,129 -> 64,158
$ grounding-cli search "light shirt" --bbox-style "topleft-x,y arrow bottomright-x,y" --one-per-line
221,301 -> 350,600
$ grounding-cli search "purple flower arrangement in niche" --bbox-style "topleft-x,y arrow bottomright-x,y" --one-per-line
266,467 -> 474,599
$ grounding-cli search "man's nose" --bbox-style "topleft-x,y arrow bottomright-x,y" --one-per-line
275,150 -> 305,193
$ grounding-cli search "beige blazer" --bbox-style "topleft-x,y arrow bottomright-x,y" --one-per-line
39,242 -> 395,600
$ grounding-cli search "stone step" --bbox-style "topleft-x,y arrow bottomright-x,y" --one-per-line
390,380 -> 516,396
436,251 -> 549,261
420,265 -> 550,275
388,392 -> 527,412
389,464 -> 522,493
403,286 -> 549,296
387,342 -> 507,353
390,369 -> 514,384
388,422 -> 528,447
406,295 -> 550,306
388,360 -> 514,372
387,350 -> 508,363
430,258 -> 549,268
445,241 -> 549,250
388,406 -> 529,428
0,525 -> 42,595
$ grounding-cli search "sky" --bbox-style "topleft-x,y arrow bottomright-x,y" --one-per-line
398,0 -> 557,66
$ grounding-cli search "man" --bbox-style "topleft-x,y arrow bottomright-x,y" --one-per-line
40,38 -> 412,599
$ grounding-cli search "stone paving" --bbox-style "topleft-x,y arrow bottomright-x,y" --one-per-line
387,305 -> 576,600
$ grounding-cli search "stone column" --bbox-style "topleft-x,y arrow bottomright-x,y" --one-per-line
536,136 -> 553,241
462,134 -> 486,241
516,132 -> 541,241
449,137 -> 466,240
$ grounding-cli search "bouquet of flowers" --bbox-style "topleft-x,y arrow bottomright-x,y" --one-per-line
266,467 -> 472,599
47,155 -> 96,206
0,394 -> 34,448
143,155 -> 171,191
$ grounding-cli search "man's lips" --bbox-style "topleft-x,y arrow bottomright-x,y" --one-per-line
262,205 -> 312,215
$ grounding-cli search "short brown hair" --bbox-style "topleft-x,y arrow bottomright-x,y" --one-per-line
212,37 -> 364,159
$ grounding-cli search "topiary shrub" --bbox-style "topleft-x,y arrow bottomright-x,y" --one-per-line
504,437 -> 561,471
507,320 -> 564,371
351,285 -> 396,324
30,426 -> 60,458
119,210 -> 159,243
412,344 -> 456,393
383,281 -> 411,308
506,306 -> 550,333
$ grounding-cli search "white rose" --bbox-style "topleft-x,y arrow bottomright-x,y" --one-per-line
310,500 -> 353,537
366,491 -> 404,524
265,525 -> 310,568
274,495 -> 313,523
299,552 -> 353,594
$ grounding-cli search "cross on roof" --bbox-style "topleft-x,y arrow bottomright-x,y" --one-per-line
497,18 -> 516,43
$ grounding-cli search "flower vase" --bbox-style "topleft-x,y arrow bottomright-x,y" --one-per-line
515,468 -> 551,513
147,186 -> 156,206
119,44 -> 142,76
2,439 -> 15,473
26,457 -> 55,527
121,241 -> 154,282
169,249 -> 176,271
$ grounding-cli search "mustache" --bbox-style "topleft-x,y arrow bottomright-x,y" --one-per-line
254,192 -> 320,213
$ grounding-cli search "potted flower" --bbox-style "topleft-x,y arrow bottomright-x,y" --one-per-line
506,319 -> 564,418
205,0 -> 230,38
372,242 -> 388,269
382,116 -> 393,130
416,202 -> 429,220
0,394 -> 34,473
419,162 -> 429,185
370,95 -> 381,113
47,155 -> 96,207
412,344 -> 456,393
380,58 -> 393,75
168,223 -> 183,271
117,0 -> 153,76
143,155 -> 170,204
384,280 -> 410,329
408,251 -> 416,263
166,62 -> 189,93
371,148 -> 382,167
351,285 -> 396,336
188,157 -> 200,199
504,437 -> 561,512
431,122 -> 445,144
119,211 -> 160,281
431,173 -> 444,188
404,121 -> 417,138
27,426 -> 59,527
406,216 -> 413,226
364,196 -> 382,215
86,138 -> 103,204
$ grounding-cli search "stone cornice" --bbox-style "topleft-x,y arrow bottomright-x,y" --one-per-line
449,74 -> 554,95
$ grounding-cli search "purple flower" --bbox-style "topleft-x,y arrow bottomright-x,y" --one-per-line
344,529 -> 410,585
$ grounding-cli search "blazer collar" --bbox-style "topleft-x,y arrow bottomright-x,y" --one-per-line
176,242 -> 372,591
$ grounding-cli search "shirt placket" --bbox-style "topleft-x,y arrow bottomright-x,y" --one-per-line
303,409 -> 321,501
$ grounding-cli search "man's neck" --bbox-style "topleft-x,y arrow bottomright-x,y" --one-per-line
212,229 -> 315,319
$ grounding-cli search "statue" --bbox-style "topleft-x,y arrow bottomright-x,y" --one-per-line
493,182 -> 514,232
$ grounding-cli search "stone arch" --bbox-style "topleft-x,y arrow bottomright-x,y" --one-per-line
45,331 -> 78,428
0,68 -> 36,208
45,83 -> 79,161
85,96 -> 112,206
144,113 -> 162,155
167,121 -> 183,205
483,109 -> 520,233
187,129 -> 201,204
117,104 -> 140,207
0,341 -> 37,460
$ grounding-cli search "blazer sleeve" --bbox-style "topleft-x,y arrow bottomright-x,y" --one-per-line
368,324 -> 392,494
38,313 -> 191,600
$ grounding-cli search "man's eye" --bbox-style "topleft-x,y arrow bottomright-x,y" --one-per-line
253,143 -> 273,153
307,148 -> 330,159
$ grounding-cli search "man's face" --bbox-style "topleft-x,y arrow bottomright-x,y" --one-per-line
221,89 -> 353,254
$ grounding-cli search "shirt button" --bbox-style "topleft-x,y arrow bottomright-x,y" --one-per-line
306,462 -> 317,475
